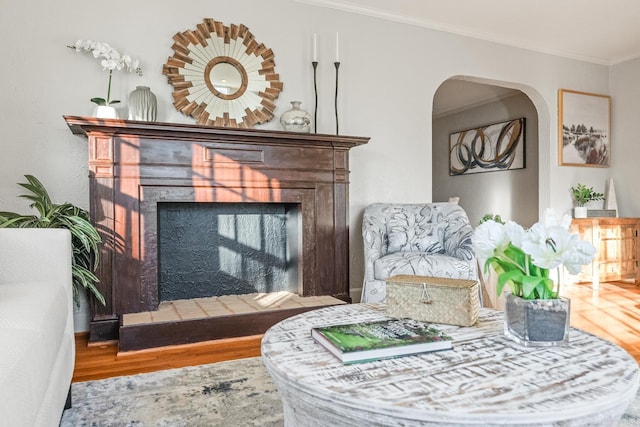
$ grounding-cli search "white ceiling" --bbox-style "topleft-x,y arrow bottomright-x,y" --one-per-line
300,0 -> 640,65
433,80 -> 519,117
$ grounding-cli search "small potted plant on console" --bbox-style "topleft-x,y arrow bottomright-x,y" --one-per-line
570,183 -> 604,218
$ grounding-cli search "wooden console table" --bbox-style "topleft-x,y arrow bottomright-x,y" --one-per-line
570,217 -> 640,284
262,304 -> 639,426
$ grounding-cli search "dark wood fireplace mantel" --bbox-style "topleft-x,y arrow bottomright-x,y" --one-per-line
64,116 -> 368,345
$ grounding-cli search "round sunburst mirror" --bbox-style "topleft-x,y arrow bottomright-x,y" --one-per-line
163,19 -> 283,128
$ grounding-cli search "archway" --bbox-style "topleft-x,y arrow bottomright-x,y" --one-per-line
432,77 -> 549,227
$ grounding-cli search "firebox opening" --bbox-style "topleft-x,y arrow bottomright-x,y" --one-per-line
158,202 -> 300,302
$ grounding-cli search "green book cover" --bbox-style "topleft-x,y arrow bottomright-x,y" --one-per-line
311,318 -> 453,364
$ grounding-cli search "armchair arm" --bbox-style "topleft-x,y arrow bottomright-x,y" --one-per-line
442,205 -> 476,262
362,204 -> 388,281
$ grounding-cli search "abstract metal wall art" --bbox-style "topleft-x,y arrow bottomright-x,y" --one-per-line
449,118 -> 525,176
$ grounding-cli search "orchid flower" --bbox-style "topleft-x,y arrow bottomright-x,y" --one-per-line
68,39 -> 143,106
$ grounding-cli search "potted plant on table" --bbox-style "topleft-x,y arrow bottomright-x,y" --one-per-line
570,183 -> 604,218
473,209 -> 596,346
0,175 -> 105,306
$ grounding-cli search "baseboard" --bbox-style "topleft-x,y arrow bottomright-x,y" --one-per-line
350,287 -> 362,303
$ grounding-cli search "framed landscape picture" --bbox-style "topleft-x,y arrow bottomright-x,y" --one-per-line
558,89 -> 611,167
449,118 -> 525,176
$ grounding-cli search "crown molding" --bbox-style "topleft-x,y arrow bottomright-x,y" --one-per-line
296,0 -> 618,66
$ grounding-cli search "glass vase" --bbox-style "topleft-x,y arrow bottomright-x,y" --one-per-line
504,291 -> 570,347
280,101 -> 311,133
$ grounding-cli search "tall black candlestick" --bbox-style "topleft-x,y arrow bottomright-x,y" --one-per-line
312,61 -> 318,133
334,61 -> 340,135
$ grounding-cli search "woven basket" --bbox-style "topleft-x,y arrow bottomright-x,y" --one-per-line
385,275 -> 479,326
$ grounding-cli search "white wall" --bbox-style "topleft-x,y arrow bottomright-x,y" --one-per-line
610,57 -> 640,216
0,0 -> 627,308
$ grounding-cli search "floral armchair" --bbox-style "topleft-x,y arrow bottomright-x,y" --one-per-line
361,203 -> 478,303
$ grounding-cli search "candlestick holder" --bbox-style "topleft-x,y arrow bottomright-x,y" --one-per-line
334,61 -> 340,135
312,61 -> 318,133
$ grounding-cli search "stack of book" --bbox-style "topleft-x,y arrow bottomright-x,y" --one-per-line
311,318 -> 453,364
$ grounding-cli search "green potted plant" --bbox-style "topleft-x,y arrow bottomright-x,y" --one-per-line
473,209 -> 596,346
0,175 -> 105,306
570,183 -> 604,218
480,213 -> 504,225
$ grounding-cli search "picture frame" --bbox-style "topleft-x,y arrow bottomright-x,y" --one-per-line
558,89 -> 611,167
449,118 -> 525,176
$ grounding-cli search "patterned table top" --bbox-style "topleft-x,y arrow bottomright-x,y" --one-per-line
261,304 -> 640,426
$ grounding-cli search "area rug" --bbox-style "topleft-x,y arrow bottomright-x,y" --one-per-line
60,357 -> 283,427
61,356 -> 640,426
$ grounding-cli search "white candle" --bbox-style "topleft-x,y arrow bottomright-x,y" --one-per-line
313,33 -> 317,62
335,32 -> 339,62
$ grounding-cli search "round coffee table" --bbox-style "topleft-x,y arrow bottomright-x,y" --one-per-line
261,304 -> 639,426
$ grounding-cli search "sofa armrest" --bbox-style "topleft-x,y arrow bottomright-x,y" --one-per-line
0,229 -> 73,299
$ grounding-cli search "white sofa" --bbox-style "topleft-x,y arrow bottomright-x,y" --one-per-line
0,229 -> 75,426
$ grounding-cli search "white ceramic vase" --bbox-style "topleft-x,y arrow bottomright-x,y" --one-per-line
128,86 -> 157,121
95,105 -> 118,119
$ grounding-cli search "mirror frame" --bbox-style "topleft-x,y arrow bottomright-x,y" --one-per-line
163,19 -> 283,128
205,57 -> 248,100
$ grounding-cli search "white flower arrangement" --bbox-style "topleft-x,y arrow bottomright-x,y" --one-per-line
68,40 -> 143,106
474,208 -> 596,300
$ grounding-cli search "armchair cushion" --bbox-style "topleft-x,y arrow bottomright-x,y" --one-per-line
374,252 -> 476,280
387,205 -> 444,254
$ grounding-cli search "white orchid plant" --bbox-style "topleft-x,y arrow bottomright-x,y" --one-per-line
68,40 -> 143,106
474,209 -> 596,300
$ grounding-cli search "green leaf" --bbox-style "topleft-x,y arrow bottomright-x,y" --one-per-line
90,97 -> 107,106
1,175 -> 104,306
109,100 -> 121,105
497,270 -> 523,296
539,277 -> 557,299
489,257 -> 518,275
522,275 -> 543,299
504,244 -> 527,267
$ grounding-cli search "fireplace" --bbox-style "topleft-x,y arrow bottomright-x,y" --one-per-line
64,116 -> 368,349
157,201 -> 299,300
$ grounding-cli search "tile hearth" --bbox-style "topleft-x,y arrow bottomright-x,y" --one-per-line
123,292 -> 346,327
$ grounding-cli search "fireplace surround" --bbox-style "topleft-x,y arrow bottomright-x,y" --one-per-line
64,116 -> 368,349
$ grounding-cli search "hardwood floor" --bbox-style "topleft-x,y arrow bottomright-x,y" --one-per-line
72,281 -> 640,382
72,334 -> 262,382
562,280 -> 640,363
